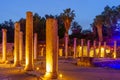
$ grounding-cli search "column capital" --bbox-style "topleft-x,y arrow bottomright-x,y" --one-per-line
74,37 -> 77,40
14,22 -> 20,30
2,29 -> 7,32
26,11 -> 33,16
65,33 -> 68,37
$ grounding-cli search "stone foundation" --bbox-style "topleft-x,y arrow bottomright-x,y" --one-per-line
77,57 -> 94,67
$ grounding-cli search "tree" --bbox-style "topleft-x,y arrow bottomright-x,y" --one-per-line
101,5 -> 120,37
56,16 -> 66,39
33,13 -> 46,41
71,21 -> 82,35
92,5 -> 120,41
19,13 -> 46,41
45,14 -> 55,19
0,19 -> 14,43
81,29 -> 95,41
94,15 -> 105,41
102,5 -> 118,37
60,8 -> 75,34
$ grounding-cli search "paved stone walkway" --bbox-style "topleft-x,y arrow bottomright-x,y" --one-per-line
0,59 -> 120,80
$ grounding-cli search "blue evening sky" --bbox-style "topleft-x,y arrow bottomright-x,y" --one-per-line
0,0 -> 120,30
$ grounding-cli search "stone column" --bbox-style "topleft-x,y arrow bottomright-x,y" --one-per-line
24,11 -> 34,71
87,40 -> 90,57
113,41 -> 117,58
98,41 -> 101,57
2,29 -> 7,63
81,39 -> 84,57
57,36 -> 59,57
59,49 -> 63,57
14,22 -> 20,67
103,42 -> 106,58
41,47 -> 44,56
93,40 -> 96,57
77,45 -> 81,57
34,33 -> 37,60
65,33 -> 68,58
45,18 -> 58,79
73,38 -> 77,59
19,31 -> 23,63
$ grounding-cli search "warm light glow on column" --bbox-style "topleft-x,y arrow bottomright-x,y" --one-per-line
25,11 -> 34,71
41,48 -> 44,56
57,36 -> 59,58
113,41 -> 117,58
103,42 -> 106,57
45,18 -> 58,79
65,33 -> 68,58
87,40 -> 90,57
73,38 -> 77,58
14,22 -> 20,66
19,32 -> 23,63
59,49 -> 63,57
78,46 -> 82,57
34,33 -> 37,60
2,29 -> 7,62
100,47 -> 104,57
98,41 -> 101,57
93,40 -> 96,57
81,39 -> 84,57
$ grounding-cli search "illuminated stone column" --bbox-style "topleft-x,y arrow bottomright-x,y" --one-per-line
41,47 -> 44,56
77,45 -> 81,57
65,33 -> 68,58
2,29 -> 7,63
14,22 -> 20,67
57,36 -> 59,57
34,33 -> 37,60
113,41 -> 117,58
98,41 -> 101,57
87,40 -> 90,57
73,38 -> 77,59
81,39 -> 84,57
59,49 -> 63,57
45,18 -> 58,79
93,40 -> 96,57
103,42 -> 106,58
19,31 -> 23,63
24,11 -> 34,71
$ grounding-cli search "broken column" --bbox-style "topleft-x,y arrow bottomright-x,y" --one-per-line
34,33 -> 37,60
73,38 -> 77,59
2,29 -> 7,63
45,18 -> 58,79
14,22 -> 20,66
24,11 -> 34,71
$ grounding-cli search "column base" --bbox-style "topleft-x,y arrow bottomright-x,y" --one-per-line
13,62 -> 21,67
44,72 -> 58,79
24,65 -> 34,71
1,60 -> 7,64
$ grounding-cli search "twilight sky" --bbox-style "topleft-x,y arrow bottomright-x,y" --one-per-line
0,0 -> 120,30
